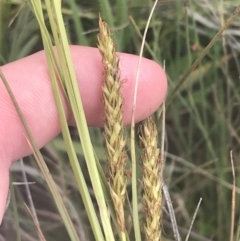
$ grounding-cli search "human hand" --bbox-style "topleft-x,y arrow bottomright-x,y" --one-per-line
0,45 -> 167,223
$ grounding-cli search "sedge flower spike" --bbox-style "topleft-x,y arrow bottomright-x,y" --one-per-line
98,17 -> 127,232
139,117 -> 163,241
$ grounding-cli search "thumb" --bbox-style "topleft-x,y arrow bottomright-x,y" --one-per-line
0,46 -> 167,223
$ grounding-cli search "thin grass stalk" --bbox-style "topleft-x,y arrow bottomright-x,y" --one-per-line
41,2 -> 116,241
31,1 -> 112,240
166,5 -> 240,106
130,1 -> 159,240
44,9 -> 114,241
9,177 -> 21,241
185,198 -> 202,241
139,117 -> 162,241
97,17 -> 127,240
0,69 -> 80,241
230,150 -> 236,241
20,159 -> 39,226
162,184 -> 181,241
165,152 -> 240,194
68,0 -> 88,45
25,205 -> 46,241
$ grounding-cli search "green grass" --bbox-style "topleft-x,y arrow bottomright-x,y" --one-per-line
1,0 -> 240,241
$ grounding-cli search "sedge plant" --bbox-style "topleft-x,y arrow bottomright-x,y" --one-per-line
2,1 -> 240,241
1,1 -> 165,240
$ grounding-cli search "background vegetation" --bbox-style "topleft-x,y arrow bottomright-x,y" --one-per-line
1,0 -> 240,240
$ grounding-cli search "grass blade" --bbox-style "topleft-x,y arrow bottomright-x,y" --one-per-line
131,1 -> 159,240
0,70 -> 80,241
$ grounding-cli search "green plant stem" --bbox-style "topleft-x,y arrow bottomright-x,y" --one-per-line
167,4 -> 240,106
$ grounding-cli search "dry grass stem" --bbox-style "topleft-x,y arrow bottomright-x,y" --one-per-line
98,16 -> 127,233
163,184 -> 181,241
185,198 -> 202,241
139,117 -> 163,241
230,150 -> 236,241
